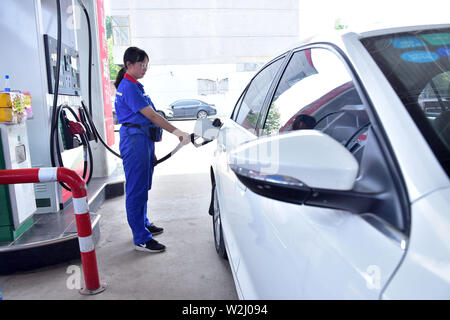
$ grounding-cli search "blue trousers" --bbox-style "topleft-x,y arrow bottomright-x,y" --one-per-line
119,129 -> 155,245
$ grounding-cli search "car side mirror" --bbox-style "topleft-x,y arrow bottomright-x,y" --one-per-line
228,130 -> 363,211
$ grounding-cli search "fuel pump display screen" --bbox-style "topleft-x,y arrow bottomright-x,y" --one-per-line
43,34 -> 81,96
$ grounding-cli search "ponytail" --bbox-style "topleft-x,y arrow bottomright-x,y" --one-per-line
114,66 -> 126,89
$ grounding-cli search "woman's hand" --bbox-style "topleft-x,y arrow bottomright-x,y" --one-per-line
173,129 -> 191,145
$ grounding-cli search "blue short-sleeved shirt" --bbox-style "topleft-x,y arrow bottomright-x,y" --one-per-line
115,73 -> 156,127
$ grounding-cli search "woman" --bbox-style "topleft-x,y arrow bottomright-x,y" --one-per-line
114,47 -> 190,253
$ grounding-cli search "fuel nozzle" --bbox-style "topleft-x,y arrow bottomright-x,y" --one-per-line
194,117 -> 223,142
212,118 -> 223,128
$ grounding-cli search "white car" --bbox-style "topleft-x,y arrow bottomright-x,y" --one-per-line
209,24 -> 450,299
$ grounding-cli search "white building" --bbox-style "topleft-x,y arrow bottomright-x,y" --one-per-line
109,0 -> 300,116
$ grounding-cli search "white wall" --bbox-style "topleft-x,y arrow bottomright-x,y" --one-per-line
110,0 -> 300,65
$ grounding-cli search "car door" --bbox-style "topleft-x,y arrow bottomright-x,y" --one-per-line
230,46 -> 409,299
213,56 -> 286,280
182,100 -> 197,118
357,29 -> 450,298
171,101 -> 186,118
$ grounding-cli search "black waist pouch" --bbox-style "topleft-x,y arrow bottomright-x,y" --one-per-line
122,122 -> 162,142
148,125 -> 163,142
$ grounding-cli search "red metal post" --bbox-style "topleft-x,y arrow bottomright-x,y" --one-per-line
0,168 -> 106,295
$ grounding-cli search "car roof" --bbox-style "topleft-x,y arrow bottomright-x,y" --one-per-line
357,23 -> 450,38
173,99 -> 204,103
270,23 -> 450,60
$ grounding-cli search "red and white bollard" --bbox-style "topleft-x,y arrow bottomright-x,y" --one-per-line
0,167 -> 107,295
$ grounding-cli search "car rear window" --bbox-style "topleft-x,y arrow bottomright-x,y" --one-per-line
361,28 -> 450,176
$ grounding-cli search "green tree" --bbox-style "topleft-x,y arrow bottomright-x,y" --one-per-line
264,104 -> 281,135
108,37 -> 121,80
106,16 -> 120,80
106,16 -> 112,39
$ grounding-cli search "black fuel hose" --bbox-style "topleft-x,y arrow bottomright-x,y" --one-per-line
79,101 -> 122,159
76,0 -> 122,159
50,0 -> 93,191
58,104 -> 93,185
50,104 -> 94,191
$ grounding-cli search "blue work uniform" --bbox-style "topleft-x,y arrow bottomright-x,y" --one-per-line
115,73 -> 157,245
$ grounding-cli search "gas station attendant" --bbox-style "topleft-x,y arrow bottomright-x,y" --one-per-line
114,46 -> 190,253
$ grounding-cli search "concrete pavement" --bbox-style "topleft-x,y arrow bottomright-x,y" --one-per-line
0,119 -> 238,300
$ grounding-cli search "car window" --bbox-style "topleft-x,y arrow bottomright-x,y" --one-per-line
231,85 -> 248,120
235,57 -> 284,132
419,72 -> 450,117
262,47 -> 409,232
263,48 -> 368,162
362,28 -> 450,175
188,100 -> 200,105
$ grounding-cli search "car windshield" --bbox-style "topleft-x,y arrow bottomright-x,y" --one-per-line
362,28 -> 450,176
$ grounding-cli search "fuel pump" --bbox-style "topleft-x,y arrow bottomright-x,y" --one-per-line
0,0 -> 118,214
44,1 -> 95,198
0,0 -> 120,274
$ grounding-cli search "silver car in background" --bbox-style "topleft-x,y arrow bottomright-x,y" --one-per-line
160,99 -> 217,119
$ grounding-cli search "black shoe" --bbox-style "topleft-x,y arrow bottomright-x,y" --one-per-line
147,223 -> 164,236
135,239 -> 166,253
